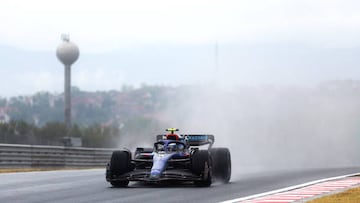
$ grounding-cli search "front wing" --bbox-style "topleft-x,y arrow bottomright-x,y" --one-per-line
106,168 -> 204,182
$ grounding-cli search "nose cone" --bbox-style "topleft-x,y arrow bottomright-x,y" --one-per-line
150,153 -> 173,179
56,41 -> 80,66
149,173 -> 161,180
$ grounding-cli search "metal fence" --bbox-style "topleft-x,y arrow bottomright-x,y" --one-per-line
0,143 -> 114,168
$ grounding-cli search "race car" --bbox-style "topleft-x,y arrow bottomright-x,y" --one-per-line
106,128 -> 231,187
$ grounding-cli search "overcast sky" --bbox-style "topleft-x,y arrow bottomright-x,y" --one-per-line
1,0 -> 360,97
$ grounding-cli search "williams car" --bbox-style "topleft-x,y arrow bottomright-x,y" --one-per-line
106,128 -> 231,187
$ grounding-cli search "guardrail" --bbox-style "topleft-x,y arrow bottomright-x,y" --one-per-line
0,143 -> 114,168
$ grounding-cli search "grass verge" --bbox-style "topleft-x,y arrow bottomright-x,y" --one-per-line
307,186 -> 360,203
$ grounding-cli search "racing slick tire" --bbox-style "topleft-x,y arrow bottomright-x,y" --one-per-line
110,180 -> 129,187
191,150 -> 212,187
210,148 -> 231,183
109,150 -> 131,187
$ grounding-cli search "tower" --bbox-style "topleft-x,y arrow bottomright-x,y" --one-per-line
56,34 -> 79,130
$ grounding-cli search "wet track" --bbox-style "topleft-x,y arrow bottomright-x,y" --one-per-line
0,167 -> 359,203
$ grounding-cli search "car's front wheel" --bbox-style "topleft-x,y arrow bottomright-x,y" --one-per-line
110,180 -> 129,187
108,150 -> 131,187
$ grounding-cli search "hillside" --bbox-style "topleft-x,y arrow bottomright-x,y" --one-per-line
1,80 -> 360,152
0,85 -> 178,127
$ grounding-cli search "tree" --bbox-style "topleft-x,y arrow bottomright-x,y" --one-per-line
35,122 -> 67,145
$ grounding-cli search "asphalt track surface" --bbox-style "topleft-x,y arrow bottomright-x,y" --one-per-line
0,167 -> 359,203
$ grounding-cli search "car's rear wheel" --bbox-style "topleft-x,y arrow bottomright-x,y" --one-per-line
191,150 -> 212,187
210,148 -> 231,183
109,150 -> 131,187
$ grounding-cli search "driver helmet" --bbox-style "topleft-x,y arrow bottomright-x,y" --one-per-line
166,133 -> 179,140
167,143 -> 178,152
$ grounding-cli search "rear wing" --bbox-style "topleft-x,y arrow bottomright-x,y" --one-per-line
156,134 -> 215,148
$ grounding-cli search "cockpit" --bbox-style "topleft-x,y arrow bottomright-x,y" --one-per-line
154,141 -> 186,153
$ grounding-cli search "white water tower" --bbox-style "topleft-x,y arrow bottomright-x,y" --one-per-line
56,34 -> 79,129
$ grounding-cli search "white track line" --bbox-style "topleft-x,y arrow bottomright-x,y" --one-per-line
220,172 -> 360,203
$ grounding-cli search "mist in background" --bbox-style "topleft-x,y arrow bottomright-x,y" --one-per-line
119,81 -> 360,180
171,84 -> 360,178
1,43 -> 360,97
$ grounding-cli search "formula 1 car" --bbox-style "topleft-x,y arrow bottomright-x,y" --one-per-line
106,128 -> 231,187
